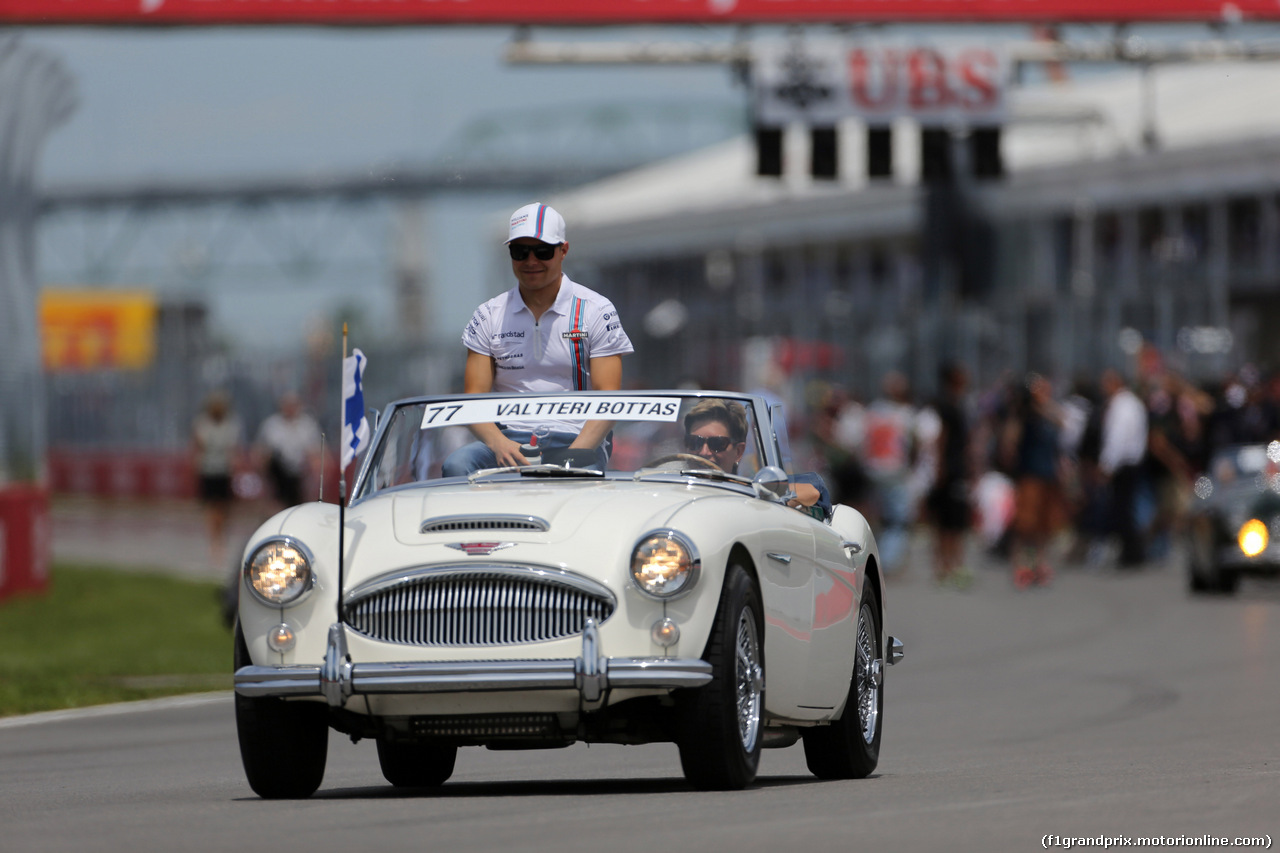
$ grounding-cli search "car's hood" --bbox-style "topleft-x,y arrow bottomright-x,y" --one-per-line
386,477 -> 736,546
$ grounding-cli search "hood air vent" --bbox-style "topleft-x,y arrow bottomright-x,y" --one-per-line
420,515 -> 549,534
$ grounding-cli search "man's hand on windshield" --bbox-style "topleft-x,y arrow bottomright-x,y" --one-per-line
487,434 -> 529,468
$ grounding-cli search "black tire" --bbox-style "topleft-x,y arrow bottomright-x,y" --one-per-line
1186,523 -> 1216,594
677,564 -> 764,791
234,624 -> 329,799
376,739 -> 457,788
801,582 -> 883,780
1187,523 -> 1240,596
1215,570 -> 1241,595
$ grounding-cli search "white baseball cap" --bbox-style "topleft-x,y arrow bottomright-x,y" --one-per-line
507,202 -> 566,245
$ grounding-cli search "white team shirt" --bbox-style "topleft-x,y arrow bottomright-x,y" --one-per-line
257,413 -> 322,476
1099,387 -> 1148,475
461,274 -> 633,432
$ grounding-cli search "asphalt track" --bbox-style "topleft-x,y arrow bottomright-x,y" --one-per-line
3,551 -> 1277,853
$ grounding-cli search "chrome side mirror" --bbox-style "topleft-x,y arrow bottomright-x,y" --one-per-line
752,466 -> 790,501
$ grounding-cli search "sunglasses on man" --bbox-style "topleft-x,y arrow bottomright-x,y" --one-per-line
508,243 -> 561,261
685,434 -> 734,454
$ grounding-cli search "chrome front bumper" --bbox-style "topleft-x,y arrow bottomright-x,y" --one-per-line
234,619 -> 712,708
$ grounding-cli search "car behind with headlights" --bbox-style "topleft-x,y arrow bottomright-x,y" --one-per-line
1187,440 -> 1280,595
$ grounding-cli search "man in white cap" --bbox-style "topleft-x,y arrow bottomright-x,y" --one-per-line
442,202 -> 634,476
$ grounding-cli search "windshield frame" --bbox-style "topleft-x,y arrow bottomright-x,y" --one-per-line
348,390 -> 783,503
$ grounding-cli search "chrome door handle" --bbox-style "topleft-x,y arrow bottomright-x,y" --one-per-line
766,552 -> 792,565
841,540 -> 863,555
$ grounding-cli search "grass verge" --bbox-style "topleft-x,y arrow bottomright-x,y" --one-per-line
0,564 -> 232,718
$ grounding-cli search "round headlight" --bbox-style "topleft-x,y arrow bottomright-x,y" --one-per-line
631,531 -> 699,599
245,538 -> 314,606
1238,519 -> 1269,557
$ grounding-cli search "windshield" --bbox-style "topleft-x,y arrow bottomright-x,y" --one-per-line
1210,441 -> 1280,485
354,392 -> 771,499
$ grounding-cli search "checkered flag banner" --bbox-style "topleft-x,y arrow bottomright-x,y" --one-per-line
341,348 -> 369,470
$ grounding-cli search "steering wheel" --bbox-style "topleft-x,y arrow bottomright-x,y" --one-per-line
645,453 -> 722,472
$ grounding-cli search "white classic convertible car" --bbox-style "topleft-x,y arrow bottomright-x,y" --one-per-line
233,390 -> 903,797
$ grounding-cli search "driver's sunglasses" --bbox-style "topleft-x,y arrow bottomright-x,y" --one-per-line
685,434 -> 734,453
508,242 -> 561,261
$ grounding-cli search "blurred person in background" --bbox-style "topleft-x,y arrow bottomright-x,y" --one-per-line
191,389 -> 243,569
860,370 -> 919,571
255,391 -> 323,511
925,362 -> 974,588
966,370 -> 1018,559
1000,373 -> 1067,588
1060,376 -> 1110,566
443,202 -> 633,476
1143,370 -> 1213,563
808,382 -> 872,512
911,398 -> 943,531
1205,365 -> 1279,450
1099,368 -> 1149,568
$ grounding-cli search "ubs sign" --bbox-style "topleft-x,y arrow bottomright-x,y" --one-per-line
753,41 -> 1008,126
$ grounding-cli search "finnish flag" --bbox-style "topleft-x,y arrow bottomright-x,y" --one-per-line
341,348 -> 369,469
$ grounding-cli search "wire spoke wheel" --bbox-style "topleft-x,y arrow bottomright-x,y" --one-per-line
735,608 -> 763,752
854,600 -> 880,745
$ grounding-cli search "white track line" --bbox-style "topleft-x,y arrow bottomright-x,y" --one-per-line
0,691 -> 231,729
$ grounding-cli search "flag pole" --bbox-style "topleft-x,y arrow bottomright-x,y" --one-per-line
337,322 -> 347,626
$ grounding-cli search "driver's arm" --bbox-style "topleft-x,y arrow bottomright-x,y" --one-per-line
569,354 -> 622,450
787,472 -> 833,519
462,348 -> 525,467
788,483 -> 821,508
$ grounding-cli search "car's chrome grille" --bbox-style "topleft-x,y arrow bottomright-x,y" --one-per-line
420,515 -> 549,534
344,570 -> 614,646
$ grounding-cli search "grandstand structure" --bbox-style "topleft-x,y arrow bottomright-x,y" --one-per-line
553,60 -> 1280,397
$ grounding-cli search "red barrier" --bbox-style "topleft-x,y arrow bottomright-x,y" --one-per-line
47,448 -> 343,504
48,450 -> 197,499
0,483 -> 50,601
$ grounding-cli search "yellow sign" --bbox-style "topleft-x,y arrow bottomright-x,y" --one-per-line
40,289 -> 157,371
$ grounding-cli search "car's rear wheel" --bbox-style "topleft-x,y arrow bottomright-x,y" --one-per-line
376,739 -> 458,787
677,564 -> 763,791
801,582 -> 883,779
234,624 -> 329,799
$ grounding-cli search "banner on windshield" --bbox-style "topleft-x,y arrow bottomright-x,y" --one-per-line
4,0 -> 1277,24
419,396 -> 683,429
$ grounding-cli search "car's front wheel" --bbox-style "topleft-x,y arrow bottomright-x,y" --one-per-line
801,582 -> 883,779
677,564 -> 764,790
1187,522 -> 1240,595
376,739 -> 457,787
234,624 -> 329,799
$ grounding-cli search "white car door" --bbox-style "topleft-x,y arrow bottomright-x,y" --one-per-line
752,503 -> 821,719
805,519 -> 862,710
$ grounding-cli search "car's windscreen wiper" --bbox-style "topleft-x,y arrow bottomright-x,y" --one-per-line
633,468 -> 751,486
469,465 -> 604,483
519,465 -> 604,478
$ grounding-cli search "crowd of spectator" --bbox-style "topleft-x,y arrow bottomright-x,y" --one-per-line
802,357 -> 1280,589
191,390 -> 323,570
